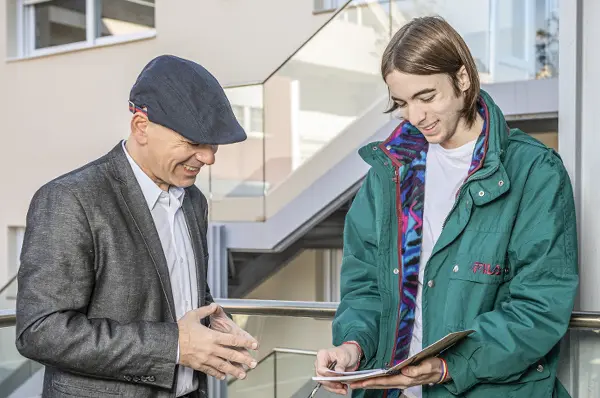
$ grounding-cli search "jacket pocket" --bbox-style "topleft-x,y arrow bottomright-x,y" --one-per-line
443,254 -> 511,328
507,359 -> 552,398
52,380 -> 122,397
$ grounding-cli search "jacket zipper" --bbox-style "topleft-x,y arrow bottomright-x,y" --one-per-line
384,167 -> 402,398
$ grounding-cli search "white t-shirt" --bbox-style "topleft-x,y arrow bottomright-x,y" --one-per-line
404,139 -> 477,398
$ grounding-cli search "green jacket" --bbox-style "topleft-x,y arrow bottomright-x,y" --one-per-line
332,91 -> 578,398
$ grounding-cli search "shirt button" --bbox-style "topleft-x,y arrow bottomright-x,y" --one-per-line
427,280 -> 435,288
393,268 -> 400,275
386,145 -> 392,150
452,265 -> 459,273
478,191 -> 485,197
537,364 -> 544,372
498,180 -> 504,187
148,376 -> 156,382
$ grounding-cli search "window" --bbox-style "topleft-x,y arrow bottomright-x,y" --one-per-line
250,107 -> 263,134
13,0 -> 155,58
231,105 -> 244,122
314,0 -> 344,12
231,104 -> 264,138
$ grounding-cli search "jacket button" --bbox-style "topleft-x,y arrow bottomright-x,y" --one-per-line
148,376 -> 156,382
386,145 -> 392,150
427,280 -> 435,288
498,180 -> 504,187
393,268 -> 399,274
478,191 -> 485,197
124,375 -> 132,382
452,265 -> 459,273
537,364 -> 544,372
504,267 -> 510,274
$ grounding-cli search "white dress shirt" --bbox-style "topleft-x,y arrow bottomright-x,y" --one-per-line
122,141 -> 199,396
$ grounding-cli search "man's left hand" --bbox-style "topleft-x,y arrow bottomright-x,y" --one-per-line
209,305 -> 259,369
348,358 -> 450,390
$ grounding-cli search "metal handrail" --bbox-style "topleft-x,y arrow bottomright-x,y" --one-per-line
2,299 -> 600,329
218,299 -> 337,319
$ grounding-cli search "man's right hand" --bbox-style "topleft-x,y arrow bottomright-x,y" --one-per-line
315,344 -> 361,395
178,304 -> 258,380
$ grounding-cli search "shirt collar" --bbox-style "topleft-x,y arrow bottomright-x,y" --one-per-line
122,140 -> 186,209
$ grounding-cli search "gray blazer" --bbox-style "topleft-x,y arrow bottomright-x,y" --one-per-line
16,143 -> 212,398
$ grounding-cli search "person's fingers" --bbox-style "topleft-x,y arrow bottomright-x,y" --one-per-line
191,303 -> 219,320
213,345 -> 257,368
321,381 -> 348,395
205,356 -> 247,379
196,364 -> 226,381
226,322 -> 259,348
350,374 -> 414,389
317,348 -> 353,372
213,329 -> 258,350
334,361 -> 347,372
315,349 -> 335,374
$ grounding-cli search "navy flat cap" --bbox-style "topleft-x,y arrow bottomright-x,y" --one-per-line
129,55 -> 247,145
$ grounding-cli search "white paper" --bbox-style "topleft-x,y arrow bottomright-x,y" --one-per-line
312,330 -> 474,383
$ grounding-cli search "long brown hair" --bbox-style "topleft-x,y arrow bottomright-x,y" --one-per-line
381,16 -> 480,127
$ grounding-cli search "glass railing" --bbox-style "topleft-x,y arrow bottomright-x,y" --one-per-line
200,0 -> 559,222
208,0 -> 391,222
0,275 -> 17,311
0,324 -> 43,398
228,348 -> 320,398
558,328 -> 600,398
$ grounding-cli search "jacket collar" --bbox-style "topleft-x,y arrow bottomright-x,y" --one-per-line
359,89 -> 511,205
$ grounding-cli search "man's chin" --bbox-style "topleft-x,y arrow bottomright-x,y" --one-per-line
423,134 -> 445,144
172,177 -> 197,189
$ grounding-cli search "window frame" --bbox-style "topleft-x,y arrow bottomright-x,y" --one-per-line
15,0 -> 156,59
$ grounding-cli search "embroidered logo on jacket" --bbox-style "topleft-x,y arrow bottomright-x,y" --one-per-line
472,262 -> 503,275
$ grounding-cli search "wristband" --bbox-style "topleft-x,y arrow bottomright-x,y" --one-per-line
436,358 -> 448,384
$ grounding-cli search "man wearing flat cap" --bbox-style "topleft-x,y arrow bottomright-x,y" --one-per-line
16,55 -> 258,398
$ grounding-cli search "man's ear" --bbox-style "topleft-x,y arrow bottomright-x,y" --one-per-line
456,65 -> 471,93
130,112 -> 149,145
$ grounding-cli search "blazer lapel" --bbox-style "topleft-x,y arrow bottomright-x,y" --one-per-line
108,143 -> 177,321
182,197 -> 206,307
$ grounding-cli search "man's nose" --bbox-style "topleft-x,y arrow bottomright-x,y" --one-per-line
405,104 -> 426,127
196,149 -> 215,166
